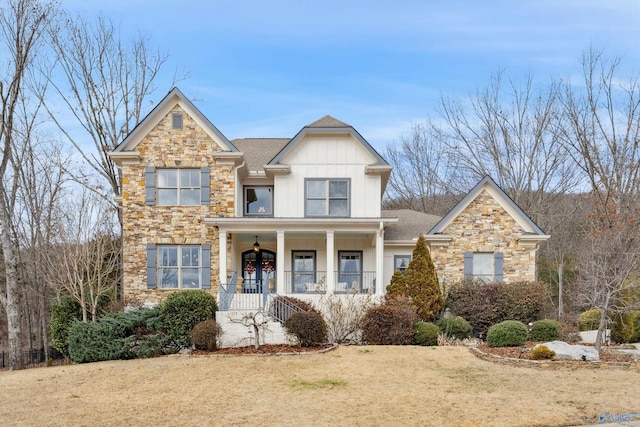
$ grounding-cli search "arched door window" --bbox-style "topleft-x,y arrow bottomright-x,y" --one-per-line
242,250 -> 276,293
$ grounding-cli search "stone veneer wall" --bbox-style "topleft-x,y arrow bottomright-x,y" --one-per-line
429,190 -> 538,286
120,105 -> 235,304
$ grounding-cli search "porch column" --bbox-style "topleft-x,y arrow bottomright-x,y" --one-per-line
376,222 -> 384,296
326,230 -> 335,293
276,230 -> 285,293
218,229 -> 227,285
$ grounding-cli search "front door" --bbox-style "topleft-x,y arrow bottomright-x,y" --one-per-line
242,250 -> 276,293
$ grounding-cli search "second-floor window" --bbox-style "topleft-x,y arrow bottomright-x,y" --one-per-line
244,186 -> 273,216
157,169 -> 201,205
305,178 -> 350,217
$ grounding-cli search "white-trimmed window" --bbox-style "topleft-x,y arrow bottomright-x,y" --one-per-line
305,178 -> 350,217
394,255 -> 411,273
244,186 -> 273,216
157,169 -> 201,205
464,252 -> 504,282
158,245 -> 201,289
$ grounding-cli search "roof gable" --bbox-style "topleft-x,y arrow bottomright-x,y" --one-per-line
427,176 -> 547,236
268,115 -> 389,166
112,87 -> 236,153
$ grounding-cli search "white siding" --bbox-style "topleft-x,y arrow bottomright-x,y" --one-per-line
274,134 -> 382,218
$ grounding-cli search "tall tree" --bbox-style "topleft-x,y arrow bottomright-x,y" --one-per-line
0,0 -> 54,370
45,13 -> 170,207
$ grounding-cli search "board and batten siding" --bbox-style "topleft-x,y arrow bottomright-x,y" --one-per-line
273,134 -> 382,218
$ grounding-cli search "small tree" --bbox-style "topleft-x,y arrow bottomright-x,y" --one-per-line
397,235 -> 445,321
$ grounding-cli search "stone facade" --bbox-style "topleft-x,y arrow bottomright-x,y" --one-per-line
120,105 -> 235,304
430,190 -> 538,286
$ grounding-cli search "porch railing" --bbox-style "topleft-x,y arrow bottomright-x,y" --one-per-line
283,270 -> 375,294
219,271 -> 276,311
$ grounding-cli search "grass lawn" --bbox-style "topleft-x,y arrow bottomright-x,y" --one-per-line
1,346 -> 638,426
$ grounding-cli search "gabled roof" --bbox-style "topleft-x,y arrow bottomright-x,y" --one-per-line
268,115 -> 389,167
232,138 -> 290,172
112,87 -> 237,153
382,209 -> 441,241
427,176 -> 548,237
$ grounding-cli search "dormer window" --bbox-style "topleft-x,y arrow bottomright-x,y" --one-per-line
244,186 -> 273,217
305,178 -> 350,217
172,113 -> 183,129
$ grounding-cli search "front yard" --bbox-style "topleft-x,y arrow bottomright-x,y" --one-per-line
1,346 -> 638,426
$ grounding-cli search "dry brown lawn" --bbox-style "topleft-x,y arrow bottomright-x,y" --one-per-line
1,346 -> 639,427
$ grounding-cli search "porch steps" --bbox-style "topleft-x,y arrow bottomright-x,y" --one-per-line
216,310 -> 294,348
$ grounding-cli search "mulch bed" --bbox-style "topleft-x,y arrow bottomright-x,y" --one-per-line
193,343 -> 335,356
477,341 -> 636,363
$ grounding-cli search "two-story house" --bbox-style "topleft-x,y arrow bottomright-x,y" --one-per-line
109,88 -> 549,329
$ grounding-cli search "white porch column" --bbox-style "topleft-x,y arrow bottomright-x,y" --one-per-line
326,231 -> 335,293
376,222 -> 384,296
276,230 -> 285,293
218,229 -> 227,285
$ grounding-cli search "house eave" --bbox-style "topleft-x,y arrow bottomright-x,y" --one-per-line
108,151 -> 141,166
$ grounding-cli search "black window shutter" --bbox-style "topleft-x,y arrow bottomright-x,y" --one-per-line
201,244 -> 211,289
145,167 -> 155,205
146,243 -> 157,289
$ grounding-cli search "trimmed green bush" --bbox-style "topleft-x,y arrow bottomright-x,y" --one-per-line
486,320 -> 528,348
50,297 -> 82,357
361,302 -> 417,345
190,319 -> 223,351
578,308 -> 601,331
436,315 -> 472,340
531,345 -> 556,360
413,322 -> 440,346
159,290 -> 217,349
530,319 -> 561,342
630,311 -> 640,343
611,313 -> 634,344
284,311 -> 327,347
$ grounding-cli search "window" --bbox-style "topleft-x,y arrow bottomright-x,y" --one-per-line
292,251 -> 316,293
158,245 -> 201,289
172,113 -> 183,129
244,186 -> 273,216
305,178 -> 350,217
394,255 -> 411,273
338,251 -> 362,291
464,252 -> 504,282
157,169 -> 200,205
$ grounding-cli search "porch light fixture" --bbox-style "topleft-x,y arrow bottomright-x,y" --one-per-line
253,236 -> 260,253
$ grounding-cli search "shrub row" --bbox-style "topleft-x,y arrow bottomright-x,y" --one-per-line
486,319 -> 561,348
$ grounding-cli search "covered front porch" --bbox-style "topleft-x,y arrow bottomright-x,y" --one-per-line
206,217 -> 395,309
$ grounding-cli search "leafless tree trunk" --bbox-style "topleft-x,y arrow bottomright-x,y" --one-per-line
44,13 -> 171,207
0,0 -> 54,370
45,190 -> 121,322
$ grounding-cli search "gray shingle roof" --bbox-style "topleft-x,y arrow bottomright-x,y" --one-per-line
305,115 -> 351,128
382,209 -> 441,241
231,138 -> 290,172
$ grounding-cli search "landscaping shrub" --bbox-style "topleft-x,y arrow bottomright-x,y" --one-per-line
531,345 -> 556,360
68,307 -> 168,363
446,280 -> 550,336
159,290 -> 217,349
611,313 -> 634,344
284,311 -> 327,347
530,319 -> 561,342
189,319 -> 223,351
413,322 -> 439,346
436,315 -> 472,340
486,320 -> 528,348
50,297 -> 82,357
361,301 -> 417,345
578,308 -> 601,331
270,295 -> 318,323
630,311 -> 640,343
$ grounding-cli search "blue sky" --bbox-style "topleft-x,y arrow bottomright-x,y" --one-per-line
66,0 -> 639,152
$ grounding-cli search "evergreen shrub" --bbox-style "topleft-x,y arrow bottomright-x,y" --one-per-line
189,319 -> 223,351
50,297 -> 82,357
531,345 -> 556,360
530,319 -> 561,342
159,290 -> 217,349
486,320 -> 528,348
436,315 -> 472,339
413,322 -> 440,346
578,309 -> 601,331
284,311 -> 327,347
630,311 -> 640,343
361,300 -> 416,345
611,313 -> 634,344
